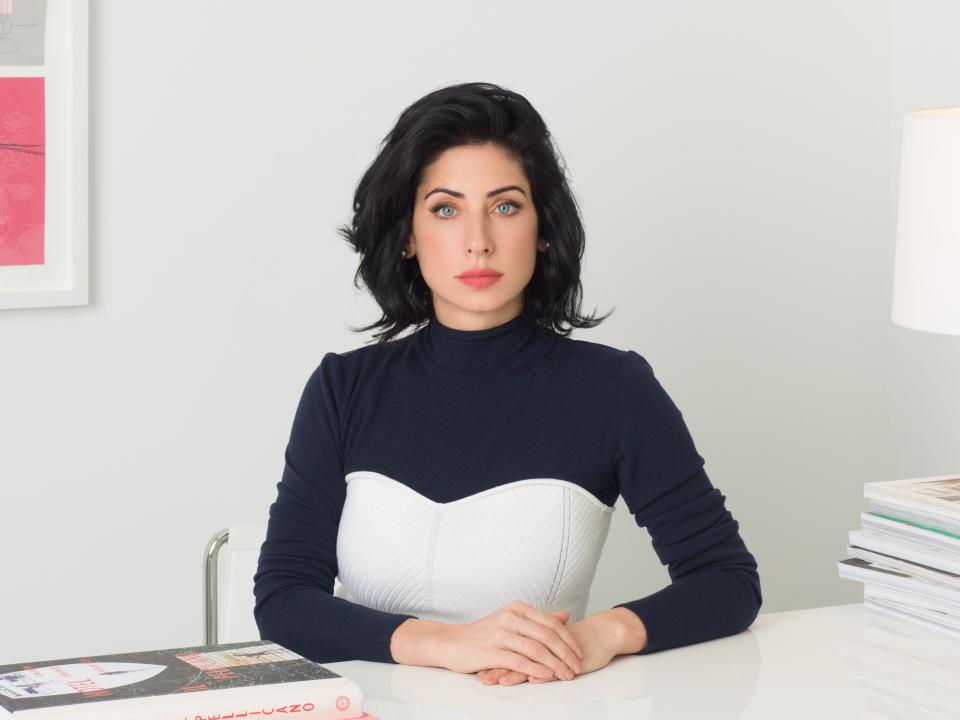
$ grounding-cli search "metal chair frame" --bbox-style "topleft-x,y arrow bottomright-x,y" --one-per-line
204,525 -> 347,645
203,527 -> 231,645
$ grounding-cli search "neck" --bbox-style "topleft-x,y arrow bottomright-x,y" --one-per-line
418,310 -> 543,375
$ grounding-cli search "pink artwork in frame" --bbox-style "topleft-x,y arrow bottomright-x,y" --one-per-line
0,0 -> 87,310
0,75 -> 45,267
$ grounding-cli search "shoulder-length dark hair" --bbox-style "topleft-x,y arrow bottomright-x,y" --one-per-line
337,81 -> 613,344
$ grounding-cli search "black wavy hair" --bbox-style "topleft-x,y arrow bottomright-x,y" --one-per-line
336,81 -> 613,344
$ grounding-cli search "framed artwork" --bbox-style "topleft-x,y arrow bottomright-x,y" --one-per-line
0,0 -> 88,309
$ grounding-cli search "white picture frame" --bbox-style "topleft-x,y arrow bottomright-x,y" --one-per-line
0,0 -> 88,310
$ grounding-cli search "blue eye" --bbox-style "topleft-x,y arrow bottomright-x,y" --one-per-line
428,200 -> 522,219
429,203 -> 456,218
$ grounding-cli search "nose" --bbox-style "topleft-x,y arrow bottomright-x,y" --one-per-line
466,217 -> 493,255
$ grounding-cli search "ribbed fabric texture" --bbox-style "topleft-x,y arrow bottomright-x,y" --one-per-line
253,311 -> 762,664
334,472 -> 614,626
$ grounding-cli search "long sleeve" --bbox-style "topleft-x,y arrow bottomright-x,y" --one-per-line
253,352 -> 418,663
611,350 -> 762,654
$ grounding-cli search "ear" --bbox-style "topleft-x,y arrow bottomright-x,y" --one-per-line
537,237 -> 548,252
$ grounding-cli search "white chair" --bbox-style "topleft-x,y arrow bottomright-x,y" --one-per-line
203,525 -> 347,644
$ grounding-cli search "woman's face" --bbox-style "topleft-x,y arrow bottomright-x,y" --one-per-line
407,143 -> 546,330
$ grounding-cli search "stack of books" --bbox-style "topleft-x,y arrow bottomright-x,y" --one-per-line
837,473 -> 960,645
848,619 -> 960,715
0,640 -> 377,719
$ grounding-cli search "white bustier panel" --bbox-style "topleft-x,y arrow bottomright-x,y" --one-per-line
336,470 -> 615,624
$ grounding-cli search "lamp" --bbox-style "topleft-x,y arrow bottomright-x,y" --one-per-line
891,107 -> 960,334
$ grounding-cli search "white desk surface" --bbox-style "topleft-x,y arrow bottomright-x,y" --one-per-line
326,602 -> 960,719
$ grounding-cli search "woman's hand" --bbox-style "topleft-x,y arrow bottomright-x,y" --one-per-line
435,600 -> 586,681
477,609 -> 624,686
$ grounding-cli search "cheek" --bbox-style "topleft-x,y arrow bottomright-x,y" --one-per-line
413,239 -> 461,283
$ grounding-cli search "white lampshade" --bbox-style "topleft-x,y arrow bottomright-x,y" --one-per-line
891,107 -> 960,335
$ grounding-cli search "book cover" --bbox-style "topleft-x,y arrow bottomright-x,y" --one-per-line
837,557 -> 960,604
867,504 -> 960,540
864,475 -> 960,521
0,640 -> 363,719
848,529 -> 960,575
846,543 -> 960,588
860,511 -> 960,548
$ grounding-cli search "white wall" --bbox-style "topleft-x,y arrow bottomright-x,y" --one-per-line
2,0 -> 959,663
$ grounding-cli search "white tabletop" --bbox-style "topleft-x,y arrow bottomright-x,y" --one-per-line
326,603 -> 960,719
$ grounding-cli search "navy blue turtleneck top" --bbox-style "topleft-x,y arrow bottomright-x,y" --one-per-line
253,312 -> 762,664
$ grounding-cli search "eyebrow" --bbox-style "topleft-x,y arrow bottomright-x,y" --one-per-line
423,185 -> 527,201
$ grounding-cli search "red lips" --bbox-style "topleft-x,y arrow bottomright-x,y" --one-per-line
457,268 -> 503,278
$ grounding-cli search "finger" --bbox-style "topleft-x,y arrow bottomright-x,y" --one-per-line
502,630 -> 577,680
545,610 -> 584,659
498,670 -> 530,685
494,649 -> 555,681
512,616 -> 582,676
520,606 -> 586,662
479,668 -> 509,684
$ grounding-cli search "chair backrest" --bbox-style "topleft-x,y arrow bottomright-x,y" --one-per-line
204,525 -> 347,644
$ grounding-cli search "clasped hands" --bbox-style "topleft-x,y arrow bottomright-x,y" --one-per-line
442,599 -> 624,687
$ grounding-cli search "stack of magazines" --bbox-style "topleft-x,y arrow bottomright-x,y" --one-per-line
837,473 -> 960,645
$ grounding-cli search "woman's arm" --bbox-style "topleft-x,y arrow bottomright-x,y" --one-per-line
608,350 -> 762,655
601,607 -> 649,654
253,353 -> 419,664
389,618 -> 448,666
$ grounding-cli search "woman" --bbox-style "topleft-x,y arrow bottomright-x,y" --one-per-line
253,82 -> 761,687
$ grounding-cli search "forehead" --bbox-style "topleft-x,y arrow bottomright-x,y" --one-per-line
418,144 -> 528,192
